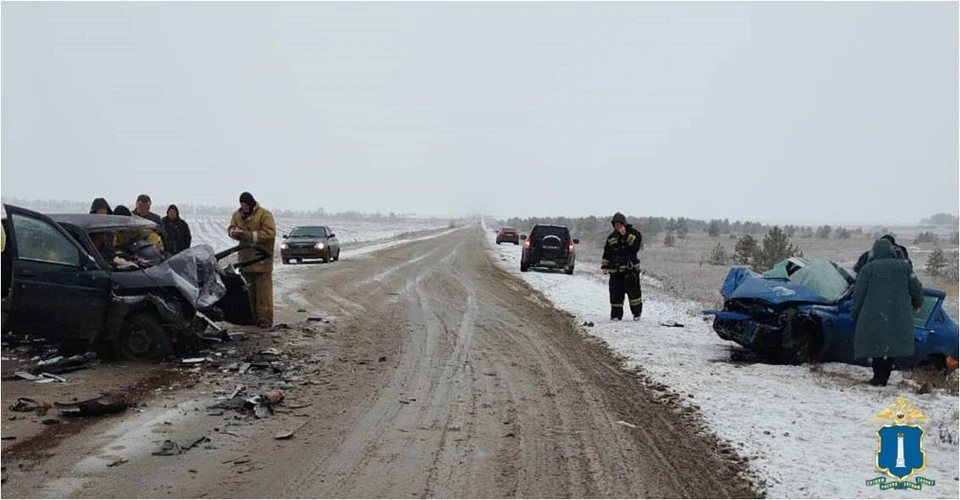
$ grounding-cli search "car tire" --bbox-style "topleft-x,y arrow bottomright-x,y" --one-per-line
282,258 -> 290,264
334,250 -> 340,261
520,261 -> 530,272
114,313 -> 173,363
565,265 -> 574,275
322,248 -> 330,263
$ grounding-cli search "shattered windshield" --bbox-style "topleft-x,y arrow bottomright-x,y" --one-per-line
143,245 -> 225,309
764,257 -> 852,303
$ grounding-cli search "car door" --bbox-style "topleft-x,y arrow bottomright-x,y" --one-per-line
326,227 -> 339,254
4,205 -> 111,341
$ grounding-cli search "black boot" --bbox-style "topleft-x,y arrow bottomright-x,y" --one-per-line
869,358 -> 892,386
610,307 -> 623,321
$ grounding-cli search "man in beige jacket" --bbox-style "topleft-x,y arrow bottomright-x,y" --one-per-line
228,191 -> 277,327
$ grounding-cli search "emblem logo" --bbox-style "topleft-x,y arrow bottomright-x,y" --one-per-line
866,397 -> 936,491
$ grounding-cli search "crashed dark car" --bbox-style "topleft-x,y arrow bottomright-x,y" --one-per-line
704,257 -> 959,369
1,204 -> 266,362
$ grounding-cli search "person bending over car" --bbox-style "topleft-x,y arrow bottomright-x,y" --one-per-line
601,212 -> 644,321
851,237 -> 924,386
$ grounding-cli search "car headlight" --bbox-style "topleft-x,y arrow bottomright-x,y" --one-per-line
280,243 -> 288,250
315,242 -> 325,250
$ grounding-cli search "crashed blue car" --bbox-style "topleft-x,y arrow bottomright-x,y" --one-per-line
704,257 -> 959,369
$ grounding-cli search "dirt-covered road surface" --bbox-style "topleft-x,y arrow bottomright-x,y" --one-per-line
2,226 -> 759,498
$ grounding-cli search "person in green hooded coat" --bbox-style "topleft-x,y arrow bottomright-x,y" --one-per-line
851,238 -> 924,386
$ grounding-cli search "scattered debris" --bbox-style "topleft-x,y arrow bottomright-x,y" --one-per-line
274,420 -> 310,440
107,459 -> 128,467
262,390 -> 285,404
31,352 -> 98,375
222,454 -> 249,464
378,356 -> 387,362
54,396 -> 128,417
917,381 -> 934,395
225,332 -> 246,342
659,320 -> 685,328
182,436 -> 210,451
582,321 -> 595,327
13,371 -> 41,381
182,357 -> 209,364
617,420 -> 637,429
41,419 -> 60,425
287,402 -> 312,410
9,398 -> 42,413
152,440 -> 183,456
306,317 -> 323,322
238,362 -> 252,374
297,309 -> 307,313
229,385 -> 246,399
260,348 -> 282,356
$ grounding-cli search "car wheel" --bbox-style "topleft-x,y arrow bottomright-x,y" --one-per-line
322,249 -> 330,263
282,259 -> 290,264
520,261 -> 530,272
565,265 -> 574,275
114,313 -> 173,363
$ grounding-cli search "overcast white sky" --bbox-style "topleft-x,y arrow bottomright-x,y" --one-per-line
1,1 -> 957,224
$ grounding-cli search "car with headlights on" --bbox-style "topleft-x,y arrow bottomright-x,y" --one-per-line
280,225 -> 340,264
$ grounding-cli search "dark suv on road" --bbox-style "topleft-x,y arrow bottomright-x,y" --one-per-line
520,224 -> 579,275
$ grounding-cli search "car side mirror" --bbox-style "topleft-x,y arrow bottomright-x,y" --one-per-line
328,233 -> 336,238
573,239 -> 580,244
520,235 -> 527,240
282,234 -> 288,239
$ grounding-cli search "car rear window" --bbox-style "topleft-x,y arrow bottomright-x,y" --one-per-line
531,226 -> 570,240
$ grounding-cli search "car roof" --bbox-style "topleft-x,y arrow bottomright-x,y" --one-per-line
532,224 -> 569,230
47,213 -> 157,230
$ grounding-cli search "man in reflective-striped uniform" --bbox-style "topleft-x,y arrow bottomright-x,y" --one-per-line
601,212 -> 643,321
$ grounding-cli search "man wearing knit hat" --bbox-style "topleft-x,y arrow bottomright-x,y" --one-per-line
228,191 -> 277,328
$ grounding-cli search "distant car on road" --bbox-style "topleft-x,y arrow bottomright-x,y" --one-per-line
280,226 -> 340,264
496,227 -> 520,245
520,224 -> 578,275
704,256 -> 959,369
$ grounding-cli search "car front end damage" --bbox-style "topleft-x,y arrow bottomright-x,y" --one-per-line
100,245 -> 234,357
707,299 -> 830,364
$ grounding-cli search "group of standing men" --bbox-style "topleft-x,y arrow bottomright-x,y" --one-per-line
91,192 -> 277,329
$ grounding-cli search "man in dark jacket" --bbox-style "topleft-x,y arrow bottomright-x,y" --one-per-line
89,198 -> 113,215
853,234 -> 910,273
851,238 -> 924,386
601,212 -> 644,321
162,205 -> 192,255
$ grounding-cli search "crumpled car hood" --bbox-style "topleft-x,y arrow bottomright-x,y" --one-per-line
143,245 -> 226,309
720,267 -> 832,305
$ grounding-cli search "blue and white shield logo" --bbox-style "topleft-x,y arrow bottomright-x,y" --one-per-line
876,424 -> 926,480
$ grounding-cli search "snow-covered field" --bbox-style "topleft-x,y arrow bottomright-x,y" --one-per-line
186,214 -> 449,253
484,220 -> 959,498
